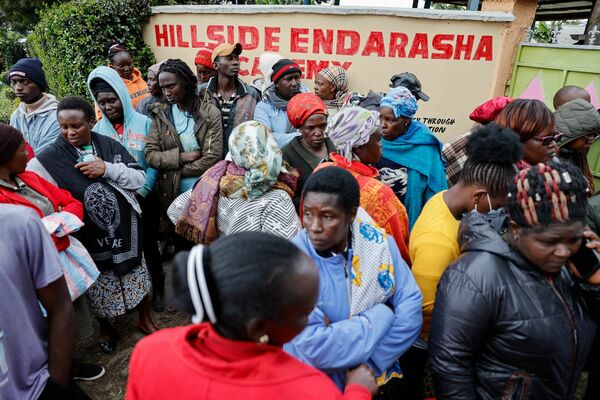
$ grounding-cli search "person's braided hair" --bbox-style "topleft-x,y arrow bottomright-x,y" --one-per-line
507,160 -> 588,228
460,123 -> 523,196
158,59 -> 202,121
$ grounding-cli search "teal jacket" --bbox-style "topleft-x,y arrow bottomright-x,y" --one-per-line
87,66 -> 157,197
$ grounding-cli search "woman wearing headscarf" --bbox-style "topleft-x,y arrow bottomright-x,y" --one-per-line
555,98 -> 600,194
254,59 -> 304,148
315,106 -> 410,264
136,61 -> 164,117
126,232 -> 378,399
378,87 -> 447,230
282,93 -> 335,209
28,96 -> 157,354
168,120 -> 300,244
314,66 -> 357,116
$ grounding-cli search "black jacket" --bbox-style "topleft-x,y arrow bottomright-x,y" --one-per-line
429,212 -> 600,400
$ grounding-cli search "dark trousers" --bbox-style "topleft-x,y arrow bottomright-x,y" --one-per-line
39,378 -> 91,400
584,333 -> 600,399
139,193 -> 163,289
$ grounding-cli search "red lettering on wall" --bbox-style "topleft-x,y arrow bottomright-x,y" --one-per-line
207,25 -> 225,46
454,35 -> 474,60
313,29 -> 334,55
190,25 -> 208,48
176,25 -> 189,48
291,28 -> 310,53
306,59 -> 330,79
389,32 -> 408,58
155,25 -> 169,47
264,27 -> 281,52
336,30 -> 360,56
292,58 -> 307,76
227,26 -> 235,44
361,31 -> 385,57
251,57 -> 261,75
239,56 -> 250,76
330,61 -> 352,70
408,33 -> 428,59
169,25 -> 176,47
473,35 -> 493,61
239,26 -> 259,50
431,34 -> 454,60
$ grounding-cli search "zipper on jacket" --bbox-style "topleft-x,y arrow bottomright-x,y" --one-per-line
546,275 -> 578,393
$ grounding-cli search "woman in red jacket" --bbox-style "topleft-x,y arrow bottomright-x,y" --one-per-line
0,124 -> 83,250
126,231 -> 378,400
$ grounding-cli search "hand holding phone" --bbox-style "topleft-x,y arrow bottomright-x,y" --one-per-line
569,229 -> 600,284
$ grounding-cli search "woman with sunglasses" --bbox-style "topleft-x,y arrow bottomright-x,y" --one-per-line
555,98 -> 600,194
494,99 -> 558,168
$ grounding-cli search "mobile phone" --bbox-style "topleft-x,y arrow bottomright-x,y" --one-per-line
570,239 -> 600,280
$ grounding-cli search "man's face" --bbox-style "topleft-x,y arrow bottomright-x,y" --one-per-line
10,76 -> 42,104
214,54 -> 240,78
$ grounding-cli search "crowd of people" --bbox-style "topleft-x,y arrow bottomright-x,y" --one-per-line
3,38 -> 600,400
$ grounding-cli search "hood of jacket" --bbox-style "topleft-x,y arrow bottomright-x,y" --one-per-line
458,211 -> 534,272
555,98 -> 600,147
17,93 -> 58,116
87,66 -> 150,140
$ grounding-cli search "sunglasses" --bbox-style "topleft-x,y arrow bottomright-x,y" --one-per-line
532,132 -> 563,146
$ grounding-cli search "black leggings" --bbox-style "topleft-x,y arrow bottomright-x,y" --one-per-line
38,378 -> 91,400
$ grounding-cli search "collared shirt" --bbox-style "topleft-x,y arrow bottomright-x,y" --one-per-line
0,177 -> 54,216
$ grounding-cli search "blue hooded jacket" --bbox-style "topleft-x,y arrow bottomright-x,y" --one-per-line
87,66 -> 157,197
285,228 -> 422,389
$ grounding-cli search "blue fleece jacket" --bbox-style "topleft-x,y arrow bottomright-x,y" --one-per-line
10,94 -> 60,152
87,67 -> 157,197
285,228 -> 423,389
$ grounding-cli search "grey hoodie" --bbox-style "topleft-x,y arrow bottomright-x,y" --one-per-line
10,94 -> 60,152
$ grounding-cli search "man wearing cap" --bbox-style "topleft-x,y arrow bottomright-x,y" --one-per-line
201,42 -> 261,154
390,72 -> 430,102
9,58 -> 60,152
194,48 -> 216,85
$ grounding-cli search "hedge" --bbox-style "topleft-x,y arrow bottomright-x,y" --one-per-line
28,0 -> 156,99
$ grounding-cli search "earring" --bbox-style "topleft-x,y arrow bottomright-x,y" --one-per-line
258,334 -> 269,344
513,234 -> 519,241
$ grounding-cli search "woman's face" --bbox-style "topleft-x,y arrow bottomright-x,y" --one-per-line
196,64 -> 216,84
565,133 -> 599,153
111,51 -> 134,80
57,109 -> 94,148
262,254 -> 319,346
300,114 -> 328,151
511,221 -> 584,274
2,140 -> 28,175
302,191 -> 355,254
354,129 -> 383,165
158,71 -> 186,106
147,70 -> 161,97
522,126 -> 557,164
95,91 -> 123,124
314,75 -> 336,101
275,72 -> 302,100
380,107 -> 410,141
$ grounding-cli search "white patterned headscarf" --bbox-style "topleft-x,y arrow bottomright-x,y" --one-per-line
325,106 -> 380,162
228,121 -> 286,199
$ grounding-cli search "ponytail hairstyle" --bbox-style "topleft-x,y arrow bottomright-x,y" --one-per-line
106,40 -> 130,63
495,99 -> 555,142
173,231 -> 307,340
158,59 -> 201,120
460,123 -> 523,196
507,160 -> 588,228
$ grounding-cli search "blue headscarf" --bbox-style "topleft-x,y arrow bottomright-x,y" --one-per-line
380,86 -> 418,118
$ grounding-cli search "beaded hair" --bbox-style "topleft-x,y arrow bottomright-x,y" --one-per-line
507,161 -> 588,227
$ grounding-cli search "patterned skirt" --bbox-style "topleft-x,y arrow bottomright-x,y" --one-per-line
86,262 -> 151,319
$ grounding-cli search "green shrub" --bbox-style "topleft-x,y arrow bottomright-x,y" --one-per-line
0,30 -> 27,76
0,86 -> 17,124
28,0 -> 156,99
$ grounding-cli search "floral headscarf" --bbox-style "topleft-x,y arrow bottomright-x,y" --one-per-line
227,121 -> 287,199
325,106 -> 380,162
286,93 -> 328,129
380,86 -> 418,119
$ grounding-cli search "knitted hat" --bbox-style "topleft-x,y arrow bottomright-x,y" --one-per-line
9,58 -> 48,92
271,59 -> 302,83
195,48 -> 214,70
0,124 -> 24,165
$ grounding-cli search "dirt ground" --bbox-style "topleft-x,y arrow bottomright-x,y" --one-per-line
77,264 -> 189,400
